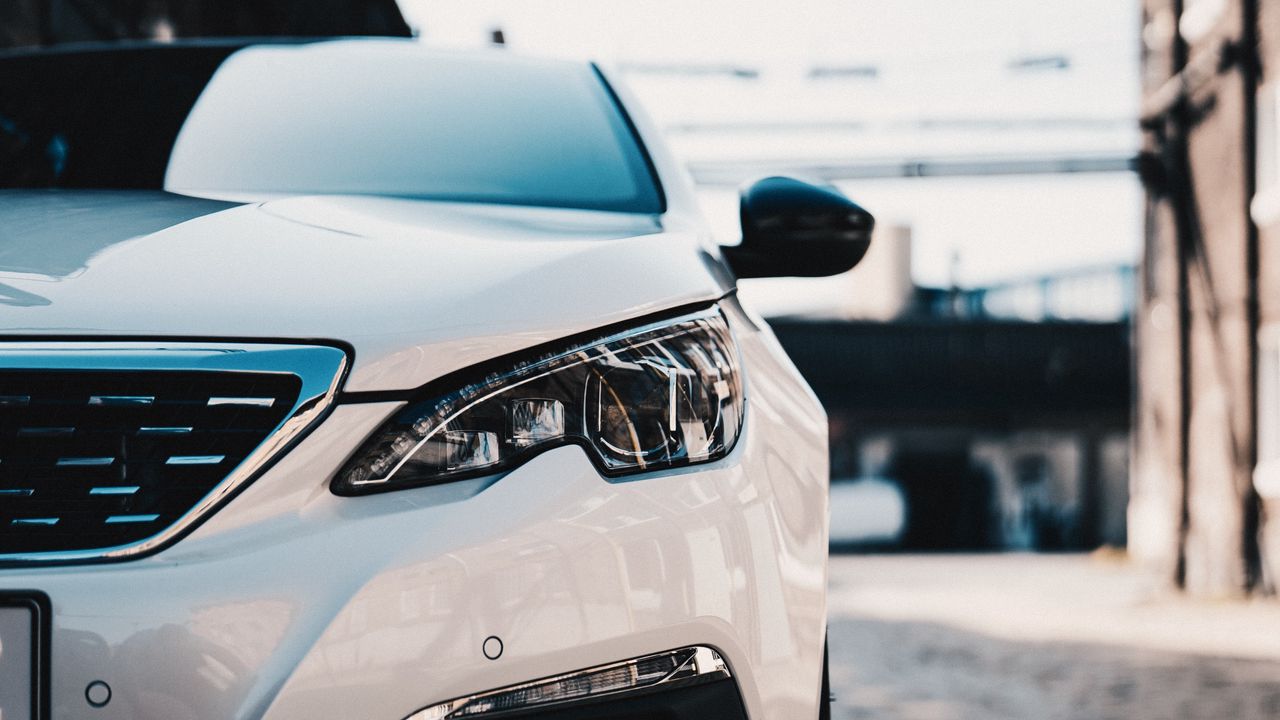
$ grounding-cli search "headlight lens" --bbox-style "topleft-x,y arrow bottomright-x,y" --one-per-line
333,307 -> 744,494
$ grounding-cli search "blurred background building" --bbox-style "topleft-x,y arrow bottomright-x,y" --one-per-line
1134,0 -> 1277,597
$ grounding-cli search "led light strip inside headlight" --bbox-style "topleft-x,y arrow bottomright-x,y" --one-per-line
333,307 -> 743,494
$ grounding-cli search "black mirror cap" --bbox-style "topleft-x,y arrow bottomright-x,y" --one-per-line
722,176 -> 874,279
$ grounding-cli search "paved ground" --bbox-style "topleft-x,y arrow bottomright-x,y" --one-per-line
827,553 -> 1280,720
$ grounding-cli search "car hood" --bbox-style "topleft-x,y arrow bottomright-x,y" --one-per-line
0,191 -> 724,391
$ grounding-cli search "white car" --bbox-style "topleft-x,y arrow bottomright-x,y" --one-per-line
0,38 -> 872,720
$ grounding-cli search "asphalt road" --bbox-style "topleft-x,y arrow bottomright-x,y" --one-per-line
826,553 -> 1280,720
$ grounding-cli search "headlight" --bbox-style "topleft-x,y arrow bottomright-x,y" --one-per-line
332,306 -> 744,494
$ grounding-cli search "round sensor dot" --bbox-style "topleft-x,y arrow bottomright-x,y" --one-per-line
483,635 -> 503,660
86,680 -> 112,707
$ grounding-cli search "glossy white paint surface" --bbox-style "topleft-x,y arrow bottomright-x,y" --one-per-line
0,194 -> 722,392
0,45 -> 830,720
0,310 -> 828,719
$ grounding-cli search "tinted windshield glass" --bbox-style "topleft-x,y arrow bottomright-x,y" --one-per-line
0,40 -> 663,213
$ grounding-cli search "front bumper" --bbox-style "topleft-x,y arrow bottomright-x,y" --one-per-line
0,334 -> 827,720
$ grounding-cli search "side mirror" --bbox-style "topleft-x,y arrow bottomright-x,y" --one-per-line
721,176 -> 874,278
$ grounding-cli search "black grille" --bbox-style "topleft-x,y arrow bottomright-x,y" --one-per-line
0,370 -> 300,554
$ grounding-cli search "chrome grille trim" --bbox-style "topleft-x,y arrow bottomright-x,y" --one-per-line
137,426 -> 193,435
88,395 -> 155,406
56,457 -> 115,467
165,455 -> 225,466
105,514 -> 160,524
207,396 -> 276,408
0,342 -> 348,564
17,427 -> 74,437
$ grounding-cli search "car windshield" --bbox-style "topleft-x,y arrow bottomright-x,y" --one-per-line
0,40 -> 663,214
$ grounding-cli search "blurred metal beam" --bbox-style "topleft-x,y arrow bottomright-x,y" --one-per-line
688,154 -> 1139,186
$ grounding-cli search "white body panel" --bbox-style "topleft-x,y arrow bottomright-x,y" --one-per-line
0,311 -> 828,719
0,42 -> 830,720
0,195 -> 721,392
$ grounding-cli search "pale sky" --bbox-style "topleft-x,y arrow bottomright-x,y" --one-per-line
399,1 -> 1143,291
